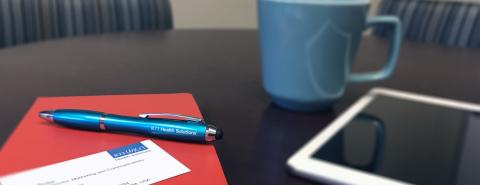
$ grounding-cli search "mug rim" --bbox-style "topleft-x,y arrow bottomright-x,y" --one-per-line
262,0 -> 370,5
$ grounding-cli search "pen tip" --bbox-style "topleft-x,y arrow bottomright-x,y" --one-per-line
39,110 -> 54,122
215,129 -> 223,140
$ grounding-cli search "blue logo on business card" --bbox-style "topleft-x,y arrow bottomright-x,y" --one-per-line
107,142 -> 148,158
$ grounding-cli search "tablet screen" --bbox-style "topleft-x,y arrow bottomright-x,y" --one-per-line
312,95 -> 480,185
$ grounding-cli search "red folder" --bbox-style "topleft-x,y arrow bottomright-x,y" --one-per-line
0,93 -> 227,185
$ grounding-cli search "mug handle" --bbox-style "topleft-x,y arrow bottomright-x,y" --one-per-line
348,16 -> 402,83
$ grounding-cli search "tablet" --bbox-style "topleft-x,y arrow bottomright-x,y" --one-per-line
287,87 -> 480,185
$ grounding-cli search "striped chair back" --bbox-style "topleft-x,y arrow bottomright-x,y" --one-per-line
374,0 -> 480,48
0,0 -> 172,48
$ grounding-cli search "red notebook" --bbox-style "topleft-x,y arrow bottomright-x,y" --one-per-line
0,93 -> 227,185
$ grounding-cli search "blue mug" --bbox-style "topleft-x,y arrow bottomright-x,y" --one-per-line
258,0 -> 402,111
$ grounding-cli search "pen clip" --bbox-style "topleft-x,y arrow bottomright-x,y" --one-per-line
138,113 -> 204,123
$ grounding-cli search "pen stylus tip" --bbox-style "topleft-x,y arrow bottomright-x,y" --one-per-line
39,110 -> 54,122
215,129 -> 223,140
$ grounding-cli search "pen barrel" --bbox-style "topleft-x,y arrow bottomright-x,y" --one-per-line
103,115 -> 208,142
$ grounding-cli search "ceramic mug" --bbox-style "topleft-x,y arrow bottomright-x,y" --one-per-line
258,0 -> 402,111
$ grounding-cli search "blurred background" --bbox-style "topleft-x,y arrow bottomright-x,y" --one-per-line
172,0 -> 380,29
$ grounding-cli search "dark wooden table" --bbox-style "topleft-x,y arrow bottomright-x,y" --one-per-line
0,30 -> 479,184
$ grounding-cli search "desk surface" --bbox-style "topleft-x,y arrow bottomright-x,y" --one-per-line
0,30 -> 479,185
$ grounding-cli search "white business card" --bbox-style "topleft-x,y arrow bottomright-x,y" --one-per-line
0,140 -> 190,185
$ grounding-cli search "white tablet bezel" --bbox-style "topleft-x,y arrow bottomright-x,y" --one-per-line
287,87 -> 480,185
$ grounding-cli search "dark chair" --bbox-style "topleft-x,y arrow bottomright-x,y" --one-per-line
374,0 -> 480,48
0,0 -> 173,48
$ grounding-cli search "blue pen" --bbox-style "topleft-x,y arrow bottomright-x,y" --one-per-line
39,109 -> 223,142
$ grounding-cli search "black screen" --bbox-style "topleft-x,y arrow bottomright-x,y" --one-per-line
313,95 -> 480,185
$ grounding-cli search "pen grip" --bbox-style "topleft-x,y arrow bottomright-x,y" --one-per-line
53,110 -> 104,131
